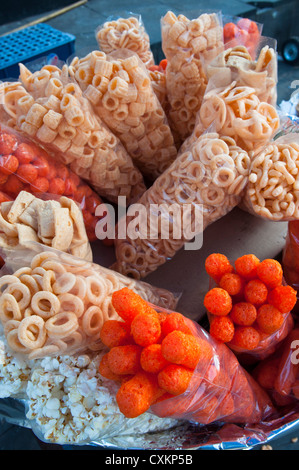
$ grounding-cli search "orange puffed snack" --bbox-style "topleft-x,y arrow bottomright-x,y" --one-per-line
140,344 -> 169,373
204,288 -> 232,316
230,302 -> 257,326
209,316 -> 235,343
107,344 -> 142,375
219,273 -> 243,297
161,311 -> 192,337
267,285 -> 297,314
99,288 -> 275,424
206,253 -> 295,359
230,326 -> 260,350
205,253 -> 233,283
99,320 -> 131,348
158,364 -> 193,396
256,304 -> 284,335
244,279 -> 268,306
99,353 -> 129,382
116,371 -> 162,418
256,259 -> 283,289
111,287 -> 154,324
235,254 -> 260,280
131,312 -> 161,347
161,330 -> 211,369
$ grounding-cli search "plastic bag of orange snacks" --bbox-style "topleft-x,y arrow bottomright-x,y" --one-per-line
205,253 -> 296,362
253,327 -> 299,406
222,16 -> 263,59
0,124 -> 106,242
98,287 -> 275,425
282,221 -> 299,301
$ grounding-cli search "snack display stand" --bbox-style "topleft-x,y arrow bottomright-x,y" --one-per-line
0,7 -> 299,451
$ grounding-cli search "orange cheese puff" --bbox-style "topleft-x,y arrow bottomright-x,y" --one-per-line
253,357 -> 281,390
131,311 -> 161,347
235,254 -> 260,280
244,279 -> 268,306
209,315 -> 235,343
267,285 -> 297,314
205,253 -> 233,282
99,353 -> 129,382
116,371 -> 161,418
111,288 -> 155,324
107,344 -> 142,375
161,330 -> 211,369
140,344 -> 169,373
219,273 -> 243,296
161,311 -> 192,337
100,320 -> 131,348
230,302 -> 257,326
158,364 -> 193,396
204,288 -> 232,316
224,22 -> 239,41
192,396 -> 219,424
230,326 -> 260,350
256,304 -> 284,335
218,393 -> 235,418
256,259 -> 283,289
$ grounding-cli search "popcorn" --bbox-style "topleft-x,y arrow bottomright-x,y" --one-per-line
24,352 -> 178,444
0,329 -> 38,398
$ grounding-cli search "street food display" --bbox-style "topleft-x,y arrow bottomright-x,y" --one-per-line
1,10 -> 299,450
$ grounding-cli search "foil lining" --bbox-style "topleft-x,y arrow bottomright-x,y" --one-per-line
1,397 -> 299,449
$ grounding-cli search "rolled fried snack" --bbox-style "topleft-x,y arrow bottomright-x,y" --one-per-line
5,65 -> 146,205
148,68 -> 168,111
206,44 -> 278,106
197,79 -> 280,156
67,50 -> 177,179
241,135 -> 299,221
0,191 -> 92,261
96,15 -> 155,68
0,247 -> 179,359
112,132 -> 252,279
161,10 -> 224,145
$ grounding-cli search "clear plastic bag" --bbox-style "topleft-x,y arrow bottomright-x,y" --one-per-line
282,220 -> 299,295
195,48 -> 280,157
95,13 -> 155,69
112,131 -> 252,280
241,133 -> 299,221
253,327 -> 299,406
67,49 -> 177,179
2,63 -> 146,205
0,123 -> 105,243
99,288 -> 275,426
205,254 -> 296,363
222,15 -> 263,60
0,245 -> 179,360
206,36 -> 278,107
161,10 -> 224,145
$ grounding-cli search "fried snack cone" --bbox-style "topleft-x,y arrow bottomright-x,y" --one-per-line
195,78 -> 279,156
161,11 -> 224,145
0,246 -> 179,360
67,50 -> 177,179
206,43 -> 278,106
96,15 -> 155,68
241,135 -> 299,221
4,65 -> 146,205
112,132 -> 252,280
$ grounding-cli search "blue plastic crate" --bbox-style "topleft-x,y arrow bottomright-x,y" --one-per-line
0,23 -> 75,79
